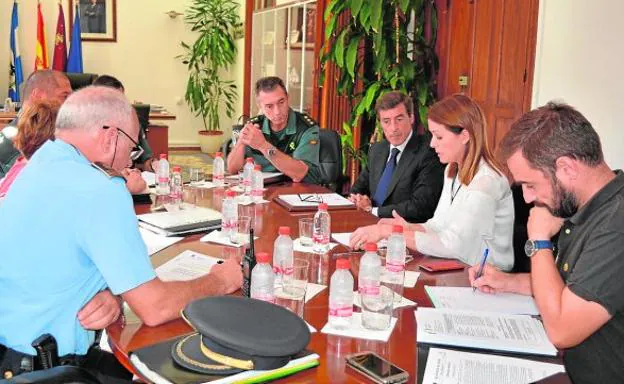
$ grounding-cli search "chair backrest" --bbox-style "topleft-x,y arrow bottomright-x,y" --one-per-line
511,184 -> 531,273
318,129 -> 342,189
65,73 -> 98,91
8,366 -> 101,384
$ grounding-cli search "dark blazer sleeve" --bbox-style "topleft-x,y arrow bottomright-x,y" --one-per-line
376,144 -> 444,222
349,144 -> 376,196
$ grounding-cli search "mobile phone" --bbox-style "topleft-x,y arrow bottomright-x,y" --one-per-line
345,352 -> 409,384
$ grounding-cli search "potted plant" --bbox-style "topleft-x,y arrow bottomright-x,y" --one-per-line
180,0 -> 243,154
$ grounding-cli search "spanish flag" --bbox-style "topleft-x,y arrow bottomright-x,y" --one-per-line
34,2 -> 49,70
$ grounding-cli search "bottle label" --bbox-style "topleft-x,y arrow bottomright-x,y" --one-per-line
252,293 -> 275,303
313,233 -> 329,244
385,261 -> 405,273
273,265 -> 294,276
329,305 -> 353,317
158,177 -> 169,183
251,189 -> 263,197
358,279 -> 380,295
222,219 -> 238,231
214,174 -> 224,181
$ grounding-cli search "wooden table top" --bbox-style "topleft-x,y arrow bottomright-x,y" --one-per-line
107,182 -> 570,383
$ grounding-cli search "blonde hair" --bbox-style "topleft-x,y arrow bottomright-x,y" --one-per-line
428,94 -> 503,184
14,99 -> 60,159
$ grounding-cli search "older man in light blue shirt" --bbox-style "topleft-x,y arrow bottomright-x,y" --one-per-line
0,86 -> 242,379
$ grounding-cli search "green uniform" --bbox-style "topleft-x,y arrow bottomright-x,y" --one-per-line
244,109 -> 321,184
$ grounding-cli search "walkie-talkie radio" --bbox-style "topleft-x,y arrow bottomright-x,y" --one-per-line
242,228 -> 256,297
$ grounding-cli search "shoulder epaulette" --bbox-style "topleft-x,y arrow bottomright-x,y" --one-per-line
298,112 -> 318,128
91,162 -> 126,180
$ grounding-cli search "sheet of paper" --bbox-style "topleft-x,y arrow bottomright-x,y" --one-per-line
425,286 -> 539,315
237,197 -> 270,206
332,233 -> 387,249
200,230 -> 258,248
321,312 -> 397,342
422,348 -> 566,384
139,228 -> 183,256
99,330 -> 112,353
305,283 -> 327,303
154,250 -> 220,282
403,271 -> 420,288
353,292 -> 417,309
278,193 -> 355,208
189,181 -> 215,189
293,238 -> 339,253
415,308 -> 557,356
141,171 -> 156,186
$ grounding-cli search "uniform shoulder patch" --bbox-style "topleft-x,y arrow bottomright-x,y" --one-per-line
299,113 -> 318,128
309,139 -> 318,145
91,162 -> 125,180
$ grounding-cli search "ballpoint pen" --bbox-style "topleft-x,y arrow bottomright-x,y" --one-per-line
473,248 -> 489,292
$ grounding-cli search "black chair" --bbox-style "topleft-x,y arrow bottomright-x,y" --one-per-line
318,129 -> 343,192
3,366 -> 101,384
511,184 -> 531,273
65,73 -> 98,91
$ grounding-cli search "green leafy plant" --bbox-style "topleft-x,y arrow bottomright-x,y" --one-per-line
179,0 -> 243,131
321,0 -> 439,169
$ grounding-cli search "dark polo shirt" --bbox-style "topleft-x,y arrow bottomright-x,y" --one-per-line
556,170 -> 624,384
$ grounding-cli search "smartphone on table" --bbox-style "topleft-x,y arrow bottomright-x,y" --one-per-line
345,351 -> 409,384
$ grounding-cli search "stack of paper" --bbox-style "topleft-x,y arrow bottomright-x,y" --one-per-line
422,348 -> 565,384
138,206 -> 221,236
415,308 -> 557,356
154,250 -> 220,281
139,228 -> 183,256
425,286 -> 539,315
277,193 -> 355,208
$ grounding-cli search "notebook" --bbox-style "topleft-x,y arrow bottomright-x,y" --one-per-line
137,207 -> 222,237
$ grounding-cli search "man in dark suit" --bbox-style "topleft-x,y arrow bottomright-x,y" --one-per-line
349,91 -> 444,222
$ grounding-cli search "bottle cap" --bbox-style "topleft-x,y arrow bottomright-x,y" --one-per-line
278,226 -> 290,236
336,258 -> 350,270
256,252 -> 270,263
318,203 -> 329,211
392,225 -> 403,234
246,157 -> 254,163
226,189 -> 236,197
254,165 -> 262,171
215,152 -> 223,157
172,166 -> 181,172
159,154 -> 167,159
364,242 -> 378,252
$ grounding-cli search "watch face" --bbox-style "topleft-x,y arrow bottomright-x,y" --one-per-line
524,240 -> 535,257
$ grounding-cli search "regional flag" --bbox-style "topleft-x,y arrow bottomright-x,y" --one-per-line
34,1 -> 49,70
52,3 -> 67,71
8,0 -> 24,102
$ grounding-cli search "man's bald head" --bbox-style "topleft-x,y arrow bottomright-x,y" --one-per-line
55,86 -> 139,171
22,70 -> 72,105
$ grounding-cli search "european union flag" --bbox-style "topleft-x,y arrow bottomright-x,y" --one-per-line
67,3 -> 83,73
8,0 -> 24,102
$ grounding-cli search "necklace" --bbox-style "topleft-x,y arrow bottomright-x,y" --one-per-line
450,175 -> 462,204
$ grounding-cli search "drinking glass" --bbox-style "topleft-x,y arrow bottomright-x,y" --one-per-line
298,218 -> 314,247
361,285 -> 394,331
274,259 -> 309,318
230,215 -> 251,245
189,168 -> 202,183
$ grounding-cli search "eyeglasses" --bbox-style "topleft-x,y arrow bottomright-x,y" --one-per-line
103,125 -> 144,161
298,193 -> 323,203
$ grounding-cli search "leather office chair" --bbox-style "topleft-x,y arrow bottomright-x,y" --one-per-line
3,366 -> 101,384
65,73 -> 98,91
318,129 -> 343,192
511,184 -> 531,273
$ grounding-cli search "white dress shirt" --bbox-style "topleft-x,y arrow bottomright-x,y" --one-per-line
414,160 -> 515,271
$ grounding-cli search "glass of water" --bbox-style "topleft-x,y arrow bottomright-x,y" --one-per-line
361,285 -> 394,331
230,215 -> 251,245
298,218 -> 314,247
275,259 -> 309,318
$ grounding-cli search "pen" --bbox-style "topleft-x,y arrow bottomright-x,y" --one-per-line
473,248 -> 489,292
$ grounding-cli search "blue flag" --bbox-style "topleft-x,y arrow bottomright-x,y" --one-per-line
8,0 -> 24,102
67,4 -> 83,73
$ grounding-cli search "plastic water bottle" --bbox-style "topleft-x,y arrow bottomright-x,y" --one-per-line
243,157 -> 255,196
221,189 -> 238,240
328,258 -> 354,329
313,203 -> 331,253
385,225 -> 406,302
251,252 -> 275,303
213,152 -> 225,187
272,226 -> 294,285
250,164 -> 264,203
170,166 -> 183,206
156,154 -> 170,195
359,242 -> 382,296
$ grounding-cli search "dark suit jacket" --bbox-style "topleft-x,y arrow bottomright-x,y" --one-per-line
351,131 -> 444,222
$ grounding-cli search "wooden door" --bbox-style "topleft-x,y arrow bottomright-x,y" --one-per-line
436,0 -> 539,147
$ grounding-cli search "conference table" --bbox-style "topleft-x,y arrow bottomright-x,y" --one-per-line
106,182 -> 571,383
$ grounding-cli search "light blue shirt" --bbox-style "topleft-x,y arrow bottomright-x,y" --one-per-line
0,139 -> 156,356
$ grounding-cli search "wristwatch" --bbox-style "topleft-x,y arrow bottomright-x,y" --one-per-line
524,240 -> 553,257
266,145 -> 277,159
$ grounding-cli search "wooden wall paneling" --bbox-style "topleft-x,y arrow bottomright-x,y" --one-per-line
243,0 -> 254,117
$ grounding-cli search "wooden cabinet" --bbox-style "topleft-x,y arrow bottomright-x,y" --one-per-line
145,124 -> 168,158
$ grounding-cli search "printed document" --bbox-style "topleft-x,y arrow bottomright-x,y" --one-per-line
154,250 -> 220,281
415,308 -> 557,356
425,286 -> 539,315
277,193 -> 355,208
139,228 -> 183,256
422,348 -> 565,384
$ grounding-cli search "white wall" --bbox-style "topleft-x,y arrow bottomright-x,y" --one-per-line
0,0 -> 246,147
533,0 -> 624,168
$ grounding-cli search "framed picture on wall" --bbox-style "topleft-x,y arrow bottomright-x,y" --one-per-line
69,0 -> 117,42
285,5 -> 315,50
